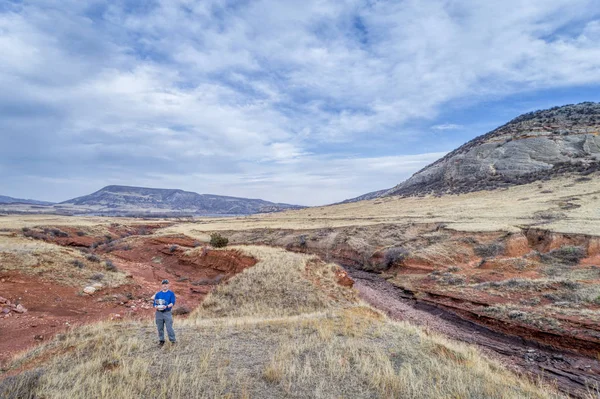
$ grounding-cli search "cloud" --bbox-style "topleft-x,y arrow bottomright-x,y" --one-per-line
431,123 -> 463,131
1,0 -> 600,204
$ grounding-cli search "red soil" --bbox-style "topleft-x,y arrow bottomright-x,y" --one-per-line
0,233 -> 256,367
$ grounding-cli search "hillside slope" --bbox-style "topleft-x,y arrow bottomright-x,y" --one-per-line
0,195 -> 53,205
384,102 -> 600,197
61,185 -> 303,215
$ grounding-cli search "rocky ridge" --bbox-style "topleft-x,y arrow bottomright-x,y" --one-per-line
383,102 -> 600,197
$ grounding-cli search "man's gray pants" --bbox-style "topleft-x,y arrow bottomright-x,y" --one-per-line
156,311 -> 176,342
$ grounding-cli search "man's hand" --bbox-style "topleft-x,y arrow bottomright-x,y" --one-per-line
167,303 -> 173,308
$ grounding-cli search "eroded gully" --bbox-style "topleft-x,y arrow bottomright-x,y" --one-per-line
346,267 -> 600,399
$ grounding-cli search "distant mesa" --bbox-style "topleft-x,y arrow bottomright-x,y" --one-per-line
346,102 -> 600,202
0,195 -> 54,206
59,185 -> 304,215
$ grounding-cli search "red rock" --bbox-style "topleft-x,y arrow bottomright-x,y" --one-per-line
335,270 -> 354,288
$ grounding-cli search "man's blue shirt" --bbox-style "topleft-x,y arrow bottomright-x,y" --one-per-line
154,290 -> 176,311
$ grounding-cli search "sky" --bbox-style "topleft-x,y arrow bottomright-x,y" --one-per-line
2,0 -> 600,206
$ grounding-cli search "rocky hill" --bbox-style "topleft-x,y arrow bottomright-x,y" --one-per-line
0,195 -> 53,205
383,102 -> 600,197
336,188 -> 390,204
61,185 -> 304,215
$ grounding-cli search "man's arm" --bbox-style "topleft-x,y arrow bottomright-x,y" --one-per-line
167,291 -> 175,308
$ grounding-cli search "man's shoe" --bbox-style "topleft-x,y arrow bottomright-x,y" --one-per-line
159,341 -> 165,347
170,341 -> 176,345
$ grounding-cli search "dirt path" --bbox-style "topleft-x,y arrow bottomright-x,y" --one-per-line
348,268 -> 600,399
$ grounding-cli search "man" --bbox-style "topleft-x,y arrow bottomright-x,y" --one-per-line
153,279 -> 176,346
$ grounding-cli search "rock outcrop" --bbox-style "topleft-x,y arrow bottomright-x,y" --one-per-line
384,102 -> 600,197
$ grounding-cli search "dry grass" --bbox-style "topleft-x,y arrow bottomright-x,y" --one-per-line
0,215 -> 170,230
1,245 -> 565,399
193,245 -> 357,319
0,234 -> 127,287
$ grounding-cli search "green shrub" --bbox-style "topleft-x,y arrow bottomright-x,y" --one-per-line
210,233 -> 229,248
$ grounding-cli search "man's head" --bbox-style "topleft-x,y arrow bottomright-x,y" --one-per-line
161,279 -> 169,292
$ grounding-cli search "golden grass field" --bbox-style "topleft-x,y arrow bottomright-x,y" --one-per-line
149,172 -> 600,236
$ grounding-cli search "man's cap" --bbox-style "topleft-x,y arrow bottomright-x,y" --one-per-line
161,279 -> 169,284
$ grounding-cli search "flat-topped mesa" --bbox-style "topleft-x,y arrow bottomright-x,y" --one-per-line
385,102 -> 600,197
60,185 -> 304,215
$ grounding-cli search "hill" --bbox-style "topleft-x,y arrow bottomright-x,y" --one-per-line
60,185 -> 304,215
0,195 -> 53,205
348,102 -> 600,200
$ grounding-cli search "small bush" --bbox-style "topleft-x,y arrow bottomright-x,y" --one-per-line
45,228 -> 68,237
541,246 -> 586,265
71,260 -> 85,269
193,241 -> 202,248
86,254 -> 101,263
105,260 -> 117,272
90,273 -> 104,281
210,233 -> 228,248
298,235 -> 307,247
474,243 -> 504,258
76,231 -> 86,236
0,368 -> 44,399
383,247 -> 408,268
169,245 -> 178,253
172,306 -> 191,315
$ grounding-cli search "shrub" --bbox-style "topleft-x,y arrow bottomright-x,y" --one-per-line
105,260 -> 117,272
210,233 -> 228,248
383,247 -> 408,268
169,245 -> 178,253
172,306 -> 191,315
541,246 -> 586,265
0,368 -> 44,399
193,241 -> 202,248
90,273 -> 104,281
76,231 -> 86,236
298,235 -> 307,247
71,260 -> 85,269
474,243 -> 504,258
86,254 -> 101,263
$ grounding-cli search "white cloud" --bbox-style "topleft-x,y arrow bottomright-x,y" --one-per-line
431,123 -> 463,131
1,0 -> 600,204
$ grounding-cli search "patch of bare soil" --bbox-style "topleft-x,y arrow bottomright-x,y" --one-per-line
0,271 -> 120,367
0,230 -> 256,368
